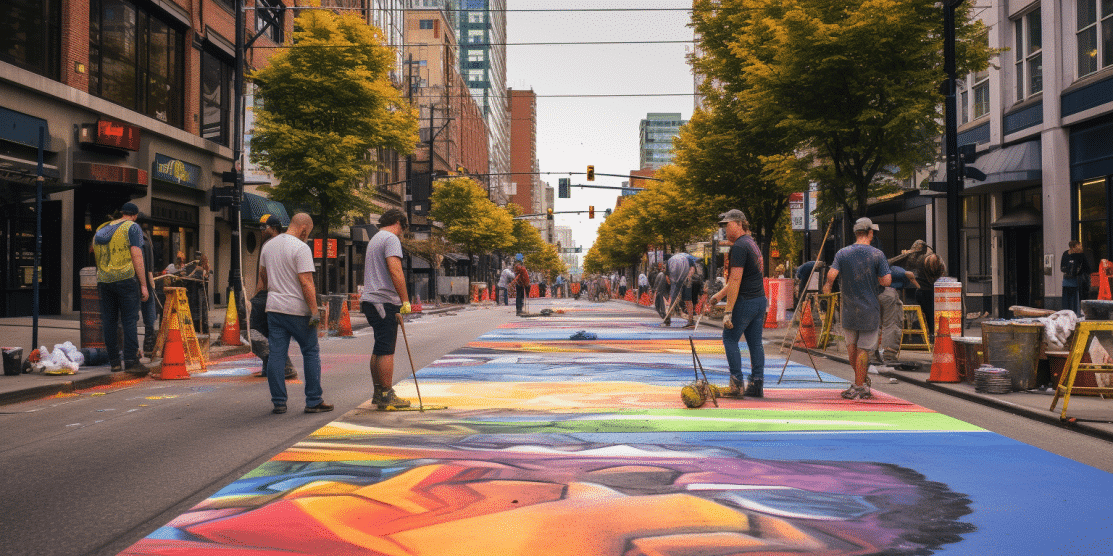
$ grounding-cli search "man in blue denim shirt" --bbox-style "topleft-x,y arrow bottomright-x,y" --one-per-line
708,209 -> 767,397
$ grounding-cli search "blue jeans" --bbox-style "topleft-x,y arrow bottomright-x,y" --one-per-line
98,280 -> 141,364
266,312 -> 323,408
516,285 -> 525,313
141,288 -> 158,332
723,296 -> 767,383
1063,285 -> 1081,315
498,286 -> 508,305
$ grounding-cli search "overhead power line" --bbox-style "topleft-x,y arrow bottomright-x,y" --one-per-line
251,40 -> 695,49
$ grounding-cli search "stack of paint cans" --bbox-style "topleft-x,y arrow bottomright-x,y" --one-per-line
974,364 -> 1012,394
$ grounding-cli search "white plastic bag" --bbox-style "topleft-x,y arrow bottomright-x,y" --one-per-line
58,341 -> 85,366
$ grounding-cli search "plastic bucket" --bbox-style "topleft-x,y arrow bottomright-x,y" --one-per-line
981,321 -> 1043,390
2,347 -> 23,376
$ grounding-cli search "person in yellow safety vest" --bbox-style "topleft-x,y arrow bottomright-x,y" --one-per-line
93,202 -> 150,375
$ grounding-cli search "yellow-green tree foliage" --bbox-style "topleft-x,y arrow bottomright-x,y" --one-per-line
525,243 -> 566,282
429,177 -> 513,256
505,203 -> 546,258
250,9 -> 418,231
690,0 -> 998,223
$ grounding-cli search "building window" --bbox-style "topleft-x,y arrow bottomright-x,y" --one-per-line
1077,178 -> 1108,275
89,0 -> 184,126
1078,0 -> 1113,76
468,51 -> 485,62
256,0 -> 284,44
201,48 -> 233,146
469,13 -> 485,24
419,19 -> 434,30
972,70 -> 990,119
959,80 -> 969,124
468,29 -> 484,43
1,0 -> 61,79
1015,9 -> 1042,101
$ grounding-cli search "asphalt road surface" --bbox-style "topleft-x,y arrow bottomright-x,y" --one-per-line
0,306 -> 512,556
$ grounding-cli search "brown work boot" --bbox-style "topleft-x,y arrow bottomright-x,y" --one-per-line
374,388 -> 412,410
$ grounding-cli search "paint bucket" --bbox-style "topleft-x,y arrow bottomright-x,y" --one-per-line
2,347 -> 23,376
952,337 -> 983,383
981,321 -> 1043,390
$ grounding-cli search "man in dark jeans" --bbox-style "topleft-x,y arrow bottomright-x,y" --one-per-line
93,202 -> 149,375
1061,241 -> 1091,316
251,215 -> 296,379
514,255 -> 529,315
138,217 -> 159,357
707,209 -> 767,397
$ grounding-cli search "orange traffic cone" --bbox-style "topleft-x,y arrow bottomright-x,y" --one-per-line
414,294 -> 423,313
481,288 -> 489,302
764,280 -> 780,329
158,325 -> 190,380
928,317 -> 961,382
1099,259 -> 1112,301
221,291 -> 242,346
640,292 -> 652,306
798,299 -> 818,348
530,284 -> 539,298
338,301 -> 353,337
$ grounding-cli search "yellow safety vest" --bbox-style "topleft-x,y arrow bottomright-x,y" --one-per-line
94,220 -> 137,283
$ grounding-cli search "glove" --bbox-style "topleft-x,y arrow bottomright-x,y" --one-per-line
401,301 -> 412,315
308,314 -> 321,328
722,312 -> 733,329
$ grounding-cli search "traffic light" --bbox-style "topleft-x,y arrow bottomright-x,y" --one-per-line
209,186 -> 234,211
586,165 -> 595,181
588,205 -> 594,219
604,208 -> 612,218
958,143 -> 987,181
547,208 -> 554,220
558,178 -> 570,198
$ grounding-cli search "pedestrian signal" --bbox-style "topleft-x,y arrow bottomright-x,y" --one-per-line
588,206 -> 595,219
558,178 -> 570,198
586,165 -> 595,181
547,208 -> 554,220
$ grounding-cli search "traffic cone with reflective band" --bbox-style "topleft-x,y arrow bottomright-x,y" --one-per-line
1099,259 -> 1113,301
481,288 -> 489,302
338,301 -> 353,337
764,280 -> 780,328
798,299 -> 818,348
221,291 -> 242,346
928,317 -> 960,382
158,324 -> 190,380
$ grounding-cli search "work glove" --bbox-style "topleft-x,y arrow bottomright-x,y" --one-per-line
722,312 -> 733,329
401,301 -> 412,315
308,314 -> 321,328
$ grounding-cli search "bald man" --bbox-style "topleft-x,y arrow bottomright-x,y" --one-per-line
258,213 -> 331,414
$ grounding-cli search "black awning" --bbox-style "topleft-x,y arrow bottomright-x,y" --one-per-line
991,207 -> 1042,229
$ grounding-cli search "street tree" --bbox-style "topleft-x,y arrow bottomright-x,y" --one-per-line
250,9 -> 419,292
525,243 -> 566,283
429,177 -> 514,279
690,0 -> 997,233
505,203 -> 546,259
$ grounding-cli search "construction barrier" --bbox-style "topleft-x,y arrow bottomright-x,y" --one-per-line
934,280 -> 963,337
571,282 -> 580,295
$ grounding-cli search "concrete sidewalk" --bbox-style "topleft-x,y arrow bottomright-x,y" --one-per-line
0,304 -> 461,406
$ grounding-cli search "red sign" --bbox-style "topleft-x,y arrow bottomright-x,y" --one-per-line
312,239 -> 339,259
73,162 -> 148,185
97,120 -> 141,151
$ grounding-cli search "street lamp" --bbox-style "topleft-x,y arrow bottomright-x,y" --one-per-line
943,0 -> 965,284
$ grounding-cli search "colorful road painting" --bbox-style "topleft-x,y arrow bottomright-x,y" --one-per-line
121,299 -> 1113,555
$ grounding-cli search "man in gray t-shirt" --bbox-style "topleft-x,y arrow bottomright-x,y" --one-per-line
824,217 -> 891,400
360,209 -> 412,410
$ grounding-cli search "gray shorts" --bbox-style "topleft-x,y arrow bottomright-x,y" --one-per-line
844,328 -> 879,351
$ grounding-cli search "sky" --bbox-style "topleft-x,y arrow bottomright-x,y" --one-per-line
505,1 -> 696,252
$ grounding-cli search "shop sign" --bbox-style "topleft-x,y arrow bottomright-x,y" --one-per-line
0,107 -> 51,150
153,154 -> 201,188
79,120 -> 141,151
73,162 -> 148,185
313,239 -> 338,259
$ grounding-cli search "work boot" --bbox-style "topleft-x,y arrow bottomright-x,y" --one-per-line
744,379 -> 764,398
143,331 -> 156,358
374,388 -> 412,410
304,402 -> 334,413
724,376 -> 744,397
840,384 -> 872,400
110,362 -> 123,373
124,360 -> 150,377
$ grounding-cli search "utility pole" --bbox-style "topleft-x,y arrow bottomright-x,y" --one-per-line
405,54 -> 414,302
943,0 -> 964,283
228,0 -> 247,330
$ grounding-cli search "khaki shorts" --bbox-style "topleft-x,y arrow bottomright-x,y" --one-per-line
844,328 -> 879,351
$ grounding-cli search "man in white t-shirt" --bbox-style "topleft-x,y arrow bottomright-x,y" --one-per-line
258,213 -> 330,415
360,209 -> 413,409
498,266 -> 514,306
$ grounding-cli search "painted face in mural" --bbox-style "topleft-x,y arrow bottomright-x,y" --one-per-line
126,439 -> 973,556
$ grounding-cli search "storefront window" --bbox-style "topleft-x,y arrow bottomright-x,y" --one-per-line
88,0 -> 184,126
1077,178 -> 1108,289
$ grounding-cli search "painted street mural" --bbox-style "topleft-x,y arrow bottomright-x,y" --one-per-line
122,300 -> 1113,555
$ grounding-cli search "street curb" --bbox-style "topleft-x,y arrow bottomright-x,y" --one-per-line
787,343 -> 1113,443
0,370 -> 142,406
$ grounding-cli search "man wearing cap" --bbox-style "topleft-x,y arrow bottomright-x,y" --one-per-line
360,208 -> 413,410
93,202 -> 149,375
514,254 -> 529,315
824,217 -> 892,400
250,214 -> 296,379
707,209 -> 767,397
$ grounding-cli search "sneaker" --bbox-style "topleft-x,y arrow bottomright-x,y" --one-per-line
304,402 -> 334,413
124,361 -> 149,376
683,319 -> 696,329
272,405 -> 287,414
840,384 -> 872,400
374,389 -> 412,410
744,379 -> 764,398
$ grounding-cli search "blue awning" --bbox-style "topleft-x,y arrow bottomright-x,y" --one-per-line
969,140 -> 1041,185
241,192 -> 290,227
